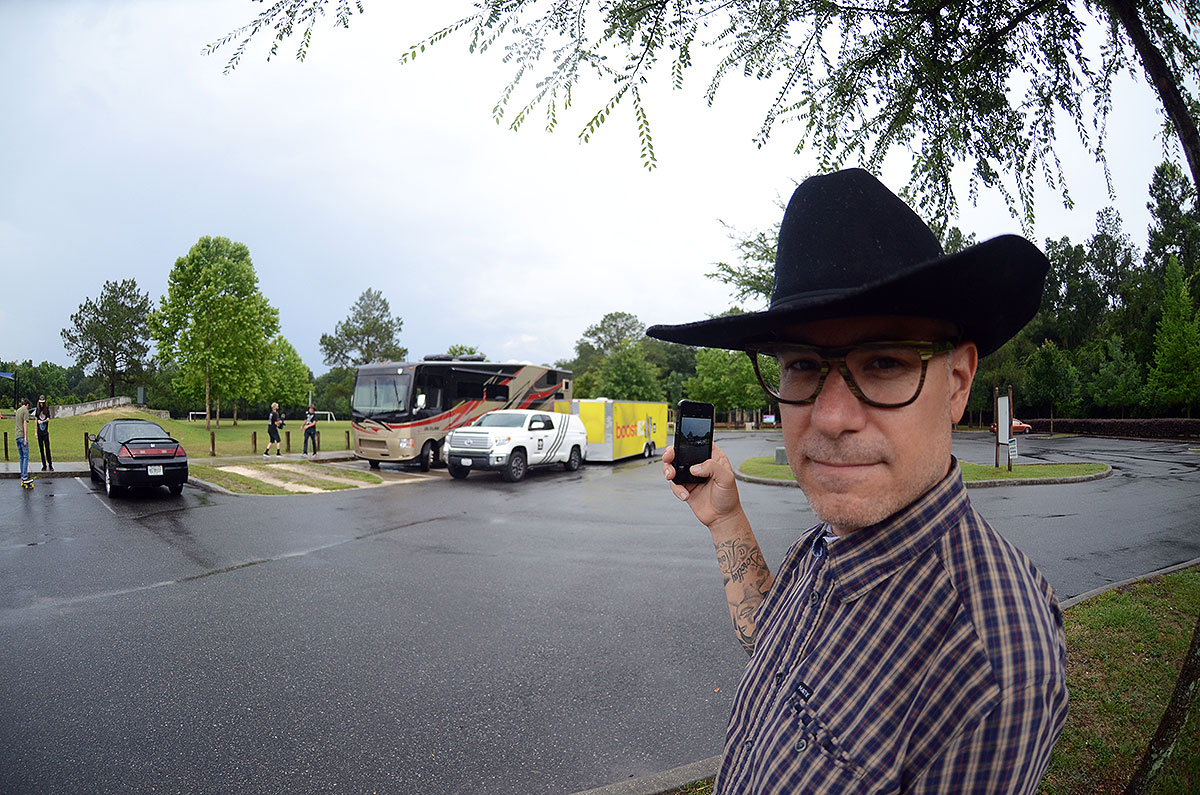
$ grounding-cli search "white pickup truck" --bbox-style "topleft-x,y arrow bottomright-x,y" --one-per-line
443,409 -> 587,482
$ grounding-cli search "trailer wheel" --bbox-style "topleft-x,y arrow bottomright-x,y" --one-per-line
502,449 -> 528,483
563,446 -> 582,472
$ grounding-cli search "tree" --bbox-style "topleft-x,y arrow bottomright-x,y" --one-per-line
581,312 -> 645,356
149,236 -> 280,431
261,335 -> 312,411
708,218 -> 780,306
211,1 -> 1200,231
446,344 -> 486,359
593,342 -> 663,401
60,279 -> 152,398
1087,208 -> 1137,311
1023,340 -> 1079,434
685,348 -> 763,417
1090,335 -> 1144,418
320,288 -> 407,367
1146,255 -> 1200,416
313,366 -> 356,418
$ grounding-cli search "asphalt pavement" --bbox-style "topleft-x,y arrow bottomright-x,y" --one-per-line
1,431 -> 1197,793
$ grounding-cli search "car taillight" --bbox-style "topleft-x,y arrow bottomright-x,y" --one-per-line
175,445 -> 187,457
118,445 -> 133,459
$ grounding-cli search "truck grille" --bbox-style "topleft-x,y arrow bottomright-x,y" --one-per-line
450,433 -> 490,449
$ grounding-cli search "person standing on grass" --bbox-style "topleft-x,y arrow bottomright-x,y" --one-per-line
651,169 -> 1068,794
265,402 -> 284,457
35,396 -> 53,472
14,396 -> 31,484
302,405 -> 318,457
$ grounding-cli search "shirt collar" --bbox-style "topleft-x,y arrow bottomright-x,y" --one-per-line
817,456 -> 969,603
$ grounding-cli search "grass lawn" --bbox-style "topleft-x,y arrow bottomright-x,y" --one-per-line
671,567 -> 1200,795
188,464 -> 291,495
188,461 -> 383,495
3,407 -> 355,462
739,457 -> 1108,482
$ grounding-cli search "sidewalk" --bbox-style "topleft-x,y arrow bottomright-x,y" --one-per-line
0,450 -> 358,479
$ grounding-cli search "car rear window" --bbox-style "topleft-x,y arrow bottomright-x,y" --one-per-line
112,422 -> 170,443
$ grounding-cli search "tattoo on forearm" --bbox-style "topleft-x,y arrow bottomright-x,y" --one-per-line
715,539 -> 773,655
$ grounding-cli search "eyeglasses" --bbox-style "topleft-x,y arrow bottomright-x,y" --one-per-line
748,340 -> 957,408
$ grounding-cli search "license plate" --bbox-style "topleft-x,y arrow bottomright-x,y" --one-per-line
147,465 -> 164,476
461,459 -> 472,467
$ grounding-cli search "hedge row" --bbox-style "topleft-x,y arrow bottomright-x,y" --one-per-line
1024,417 -> 1200,439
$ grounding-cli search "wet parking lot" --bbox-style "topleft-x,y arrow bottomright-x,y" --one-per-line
1,432 -> 1198,793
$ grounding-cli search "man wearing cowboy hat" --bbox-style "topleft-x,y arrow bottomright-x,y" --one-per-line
651,169 -> 1068,793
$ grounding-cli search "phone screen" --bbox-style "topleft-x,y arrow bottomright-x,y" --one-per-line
673,402 -> 714,484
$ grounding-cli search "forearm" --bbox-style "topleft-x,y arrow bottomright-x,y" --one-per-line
711,512 -> 775,655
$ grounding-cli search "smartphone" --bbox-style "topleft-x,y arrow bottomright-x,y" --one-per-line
672,400 -> 715,484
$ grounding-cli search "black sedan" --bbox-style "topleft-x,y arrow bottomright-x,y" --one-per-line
88,418 -> 188,497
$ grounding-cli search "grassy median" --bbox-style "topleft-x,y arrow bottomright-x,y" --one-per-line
672,567 -> 1200,794
4,407 -> 354,462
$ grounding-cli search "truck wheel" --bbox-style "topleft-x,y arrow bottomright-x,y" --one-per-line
418,441 -> 436,471
368,459 -> 381,470
448,463 -> 470,480
563,446 -> 582,472
502,449 -> 527,483
169,483 -> 184,496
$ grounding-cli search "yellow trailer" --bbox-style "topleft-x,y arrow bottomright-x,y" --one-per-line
556,399 -> 668,462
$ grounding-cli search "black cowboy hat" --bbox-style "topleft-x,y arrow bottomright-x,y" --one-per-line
647,168 -> 1048,357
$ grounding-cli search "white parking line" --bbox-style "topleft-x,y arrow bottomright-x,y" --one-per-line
76,476 -> 117,515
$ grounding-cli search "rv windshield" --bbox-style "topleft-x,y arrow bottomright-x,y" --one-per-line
353,373 -> 411,419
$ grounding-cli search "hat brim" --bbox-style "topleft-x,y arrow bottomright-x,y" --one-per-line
647,234 -> 1046,357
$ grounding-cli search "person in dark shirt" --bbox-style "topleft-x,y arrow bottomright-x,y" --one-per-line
650,169 -> 1068,794
265,402 -> 284,457
35,396 -> 53,472
302,405 -> 318,457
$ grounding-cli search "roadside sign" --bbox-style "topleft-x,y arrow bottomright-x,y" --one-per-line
1008,439 -> 1018,462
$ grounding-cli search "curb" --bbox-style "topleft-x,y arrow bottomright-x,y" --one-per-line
0,468 -> 88,480
1060,556 -> 1200,609
571,755 -> 721,795
185,476 -> 235,497
735,464 -> 1113,489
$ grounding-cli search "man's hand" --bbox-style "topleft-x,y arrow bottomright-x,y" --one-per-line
662,443 -> 744,531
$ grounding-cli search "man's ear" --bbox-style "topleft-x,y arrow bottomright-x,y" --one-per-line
948,342 -> 978,424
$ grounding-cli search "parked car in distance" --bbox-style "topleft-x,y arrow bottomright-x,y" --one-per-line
990,418 -> 1033,434
88,418 -> 188,497
443,409 -> 587,483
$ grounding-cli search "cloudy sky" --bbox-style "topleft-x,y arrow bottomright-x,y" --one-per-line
1,1 -> 1177,379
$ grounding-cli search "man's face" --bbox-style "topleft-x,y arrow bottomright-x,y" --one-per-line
778,316 -> 977,535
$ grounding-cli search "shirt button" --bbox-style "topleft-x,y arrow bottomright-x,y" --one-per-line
810,591 -> 820,606
743,739 -> 754,750
775,672 -> 785,687
796,738 -> 808,752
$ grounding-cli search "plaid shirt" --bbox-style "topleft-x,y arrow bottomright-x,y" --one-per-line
717,459 -> 1068,794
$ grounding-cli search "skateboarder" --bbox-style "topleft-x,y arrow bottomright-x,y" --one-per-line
14,396 -> 31,487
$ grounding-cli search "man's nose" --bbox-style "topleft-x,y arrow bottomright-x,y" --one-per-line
809,365 -> 868,433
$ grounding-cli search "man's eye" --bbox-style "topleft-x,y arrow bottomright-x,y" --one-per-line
782,357 -> 821,374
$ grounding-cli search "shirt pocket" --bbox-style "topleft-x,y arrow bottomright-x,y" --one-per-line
786,692 -> 881,791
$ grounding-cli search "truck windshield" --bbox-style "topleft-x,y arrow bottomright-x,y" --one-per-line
474,413 -> 526,428
353,373 -> 411,419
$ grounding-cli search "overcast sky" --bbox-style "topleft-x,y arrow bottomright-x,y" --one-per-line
1,0 -> 1178,379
